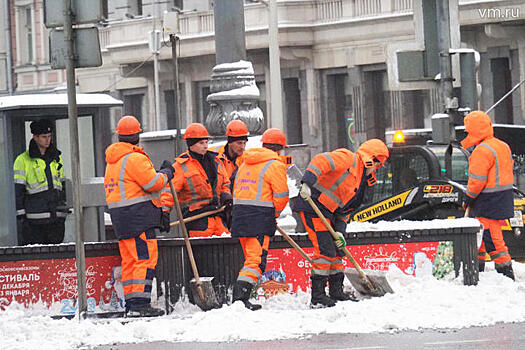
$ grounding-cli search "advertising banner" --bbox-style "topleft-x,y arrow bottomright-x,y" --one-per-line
0,256 -> 122,314
261,242 -> 447,295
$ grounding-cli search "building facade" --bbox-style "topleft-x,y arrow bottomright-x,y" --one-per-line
2,0 -> 525,155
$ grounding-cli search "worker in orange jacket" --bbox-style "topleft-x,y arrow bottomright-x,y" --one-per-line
231,128 -> 289,310
293,139 -> 389,307
162,123 -> 232,237
209,120 -> 249,227
104,116 -> 175,317
461,111 -> 515,280
210,120 -> 249,186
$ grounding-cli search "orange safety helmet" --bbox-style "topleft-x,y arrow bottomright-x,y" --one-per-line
116,115 -> 142,135
184,123 -> 211,139
261,128 -> 288,147
226,120 -> 250,137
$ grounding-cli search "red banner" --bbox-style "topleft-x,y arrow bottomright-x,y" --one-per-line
263,242 -> 440,294
0,256 -> 122,314
0,241 -> 445,310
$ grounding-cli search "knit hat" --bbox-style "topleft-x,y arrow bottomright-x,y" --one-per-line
227,136 -> 249,143
186,137 -> 208,147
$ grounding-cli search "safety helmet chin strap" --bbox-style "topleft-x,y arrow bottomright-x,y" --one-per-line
366,172 -> 377,186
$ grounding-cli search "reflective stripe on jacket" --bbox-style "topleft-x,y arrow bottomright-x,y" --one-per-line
104,142 -> 167,239
302,148 -> 364,213
162,150 -> 231,215
231,147 -> 289,238
13,149 -> 65,220
466,137 -> 514,219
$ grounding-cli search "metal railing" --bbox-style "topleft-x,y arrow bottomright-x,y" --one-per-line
100,0 -> 418,49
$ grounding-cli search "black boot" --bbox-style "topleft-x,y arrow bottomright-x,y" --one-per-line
496,264 -> 515,281
478,260 -> 485,272
232,280 -> 262,311
329,273 -> 358,302
125,304 -> 165,318
311,275 -> 335,308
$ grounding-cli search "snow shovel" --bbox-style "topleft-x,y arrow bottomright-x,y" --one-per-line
170,206 -> 225,227
304,196 -> 393,297
276,225 -> 313,264
168,180 -> 220,311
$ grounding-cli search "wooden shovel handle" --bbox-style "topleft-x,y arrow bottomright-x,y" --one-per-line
305,196 -> 375,291
276,225 -> 313,264
168,180 -> 204,299
170,206 -> 225,227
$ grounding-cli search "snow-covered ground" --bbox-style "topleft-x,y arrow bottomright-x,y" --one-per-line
2,259 -> 525,350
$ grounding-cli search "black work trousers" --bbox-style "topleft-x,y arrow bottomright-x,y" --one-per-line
21,218 -> 65,245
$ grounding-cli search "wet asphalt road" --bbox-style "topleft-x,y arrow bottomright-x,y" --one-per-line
95,321 -> 525,350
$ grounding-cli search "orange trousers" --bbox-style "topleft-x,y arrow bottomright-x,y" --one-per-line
477,217 -> 512,268
300,211 -> 344,277
186,216 -> 230,238
118,228 -> 158,309
237,236 -> 270,285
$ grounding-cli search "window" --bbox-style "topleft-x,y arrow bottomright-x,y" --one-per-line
196,83 -> 210,124
102,0 -> 108,19
362,151 -> 432,206
491,57 -> 513,124
25,8 -> 32,62
430,146 -> 469,184
123,94 -> 144,125
127,0 -> 143,16
283,78 -> 303,145
164,84 -> 186,130
18,5 -> 34,64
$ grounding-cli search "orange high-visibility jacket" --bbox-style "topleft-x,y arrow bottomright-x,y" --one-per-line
162,150 -> 231,214
305,148 -> 362,213
210,143 -> 245,186
104,142 -> 168,239
231,147 -> 289,237
462,111 -> 514,219
299,139 -> 388,215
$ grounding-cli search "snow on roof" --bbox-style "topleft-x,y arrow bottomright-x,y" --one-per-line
0,93 -> 123,110
385,123 -> 525,136
140,129 -> 185,140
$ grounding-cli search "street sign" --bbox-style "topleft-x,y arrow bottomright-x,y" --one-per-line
49,27 -> 102,69
44,0 -> 103,28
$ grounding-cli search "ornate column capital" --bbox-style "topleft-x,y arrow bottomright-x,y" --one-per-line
205,60 -> 265,136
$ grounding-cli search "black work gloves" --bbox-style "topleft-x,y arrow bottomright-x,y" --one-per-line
161,211 -> 171,233
159,160 -> 175,181
220,192 -> 233,210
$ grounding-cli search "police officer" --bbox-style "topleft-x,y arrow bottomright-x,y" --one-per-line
13,119 -> 68,245
461,110 -> 515,280
231,128 -> 289,310
104,115 -> 174,317
293,139 -> 389,307
162,123 -> 232,237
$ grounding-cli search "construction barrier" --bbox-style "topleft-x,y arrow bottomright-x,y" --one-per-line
0,222 -> 481,314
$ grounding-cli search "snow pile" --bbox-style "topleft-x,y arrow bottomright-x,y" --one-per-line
346,217 -> 481,232
2,262 -> 525,349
